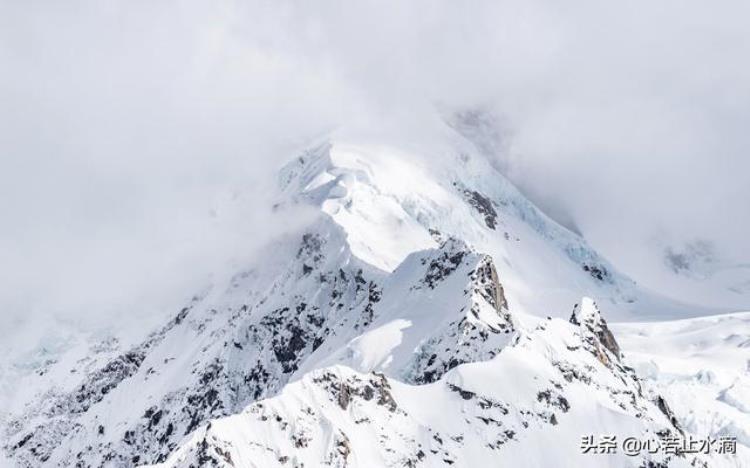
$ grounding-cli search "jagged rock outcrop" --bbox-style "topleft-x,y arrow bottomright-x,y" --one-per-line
3,223 -> 384,467
570,297 -> 621,361
152,302 -> 707,468
2,227 -> 517,467
408,241 -> 514,383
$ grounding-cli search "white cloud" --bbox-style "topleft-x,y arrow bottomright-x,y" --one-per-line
1,0 -> 748,342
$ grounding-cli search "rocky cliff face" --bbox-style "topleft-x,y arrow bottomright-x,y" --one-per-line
152,298 -> 704,468
1,224 -> 521,467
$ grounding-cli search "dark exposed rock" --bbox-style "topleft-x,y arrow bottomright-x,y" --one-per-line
422,243 -> 468,289
471,256 -> 508,313
13,433 -> 32,450
640,462 -> 669,468
447,384 -> 475,401
597,325 -> 621,360
413,253 -> 514,385
338,384 -> 351,410
582,264 -> 610,282
333,431 -> 351,462
297,233 -> 324,261
569,300 -> 621,360
654,395 -> 682,434
67,351 -> 145,414
536,390 -> 570,413
462,190 -> 498,230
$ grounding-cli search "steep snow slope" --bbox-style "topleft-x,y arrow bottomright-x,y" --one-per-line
2,122 -> 746,467
152,300 -> 716,468
3,219 -> 385,466
1,225 -> 517,467
296,237 -> 514,384
278,135 -> 714,322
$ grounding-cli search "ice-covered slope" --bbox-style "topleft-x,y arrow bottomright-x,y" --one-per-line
277,134 -> 715,322
3,122 -> 746,467
279,137 -> 637,318
613,313 -> 750,461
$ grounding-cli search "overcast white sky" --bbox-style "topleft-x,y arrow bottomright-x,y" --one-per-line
1,0 -> 749,340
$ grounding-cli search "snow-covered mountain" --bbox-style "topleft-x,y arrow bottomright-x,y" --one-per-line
2,119 -> 748,467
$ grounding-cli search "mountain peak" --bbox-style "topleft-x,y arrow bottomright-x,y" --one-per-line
4,130 -> 746,467
570,297 -> 622,362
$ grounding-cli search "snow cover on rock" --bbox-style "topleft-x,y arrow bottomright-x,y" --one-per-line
152,301 -> 710,468
2,120 -> 747,467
